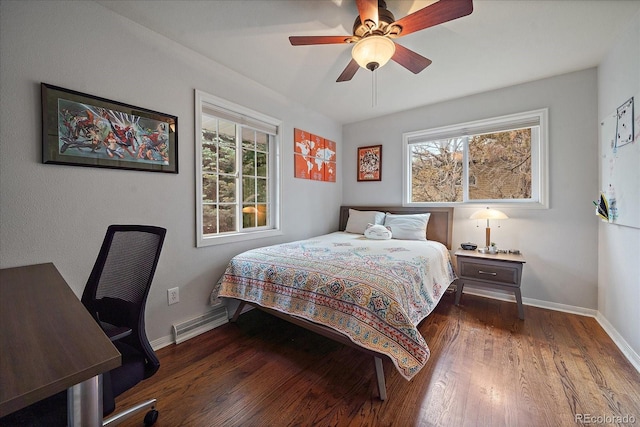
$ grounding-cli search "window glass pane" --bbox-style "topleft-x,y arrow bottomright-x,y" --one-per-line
218,205 -> 236,233
201,115 -> 218,142
243,177 -> 255,203
241,204 -> 268,228
218,120 -> 236,175
202,174 -> 217,203
257,204 -> 267,226
201,119 -> 218,173
256,132 -> 268,152
256,151 -> 267,177
201,115 -> 218,135
242,205 -> 257,228
218,120 -> 235,142
468,128 -> 532,200
242,128 -> 255,150
219,175 -> 236,202
201,143 -> 217,173
256,178 -> 267,203
218,141 -> 236,174
202,204 -> 217,235
242,149 -> 256,176
410,138 -> 463,202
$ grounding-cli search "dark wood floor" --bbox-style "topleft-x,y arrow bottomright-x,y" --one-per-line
116,292 -> 640,426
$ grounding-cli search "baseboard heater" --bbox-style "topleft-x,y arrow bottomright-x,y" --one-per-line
172,305 -> 228,344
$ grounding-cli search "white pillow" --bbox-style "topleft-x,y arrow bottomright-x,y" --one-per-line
345,209 -> 385,234
364,223 -> 392,240
383,213 -> 431,240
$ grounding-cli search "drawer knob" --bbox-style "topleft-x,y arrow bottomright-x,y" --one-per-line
478,270 -> 497,276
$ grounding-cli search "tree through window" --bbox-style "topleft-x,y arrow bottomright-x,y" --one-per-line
196,90 -> 281,247
403,109 -> 547,207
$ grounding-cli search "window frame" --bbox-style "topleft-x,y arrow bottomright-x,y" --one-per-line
402,108 -> 549,209
195,90 -> 282,247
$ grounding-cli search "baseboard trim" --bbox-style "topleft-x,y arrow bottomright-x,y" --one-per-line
460,287 -> 597,317
595,312 -> 640,373
151,335 -> 174,351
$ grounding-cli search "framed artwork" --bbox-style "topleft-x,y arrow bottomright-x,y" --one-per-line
41,83 -> 178,173
357,144 -> 382,181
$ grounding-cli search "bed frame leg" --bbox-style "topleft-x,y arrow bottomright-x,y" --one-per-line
374,356 -> 387,401
231,301 -> 246,322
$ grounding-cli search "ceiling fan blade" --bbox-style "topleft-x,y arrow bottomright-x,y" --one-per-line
392,0 -> 473,37
336,59 -> 360,82
355,0 -> 379,28
391,43 -> 432,74
289,35 -> 351,46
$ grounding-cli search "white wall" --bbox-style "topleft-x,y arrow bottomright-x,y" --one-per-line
0,1 -> 342,343
343,69 -> 600,311
597,11 -> 640,363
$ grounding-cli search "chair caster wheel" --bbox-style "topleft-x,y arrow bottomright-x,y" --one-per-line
144,409 -> 159,426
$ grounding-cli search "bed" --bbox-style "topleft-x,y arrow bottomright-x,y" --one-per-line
212,206 -> 455,400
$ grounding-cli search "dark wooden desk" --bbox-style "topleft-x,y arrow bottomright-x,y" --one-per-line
0,263 -> 121,425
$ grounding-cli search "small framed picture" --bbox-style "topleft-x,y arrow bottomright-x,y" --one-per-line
41,83 -> 178,173
357,144 -> 382,181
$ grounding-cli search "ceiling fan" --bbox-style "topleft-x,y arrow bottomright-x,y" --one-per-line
289,0 -> 473,82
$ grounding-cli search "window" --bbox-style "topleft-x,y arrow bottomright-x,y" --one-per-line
402,109 -> 548,208
196,90 -> 281,247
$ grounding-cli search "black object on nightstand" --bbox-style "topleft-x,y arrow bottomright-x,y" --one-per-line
454,249 -> 526,319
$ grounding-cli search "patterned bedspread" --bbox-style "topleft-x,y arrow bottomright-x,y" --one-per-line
214,232 -> 456,380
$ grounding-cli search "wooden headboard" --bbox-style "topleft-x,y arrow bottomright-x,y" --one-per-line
339,206 -> 454,250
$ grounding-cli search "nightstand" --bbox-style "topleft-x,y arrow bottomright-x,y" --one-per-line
454,249 -> 526,319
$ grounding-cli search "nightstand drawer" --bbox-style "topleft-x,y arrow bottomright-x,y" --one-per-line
459,261 -> 519,286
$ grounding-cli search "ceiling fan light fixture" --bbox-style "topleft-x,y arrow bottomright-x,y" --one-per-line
351,35 -> 395,71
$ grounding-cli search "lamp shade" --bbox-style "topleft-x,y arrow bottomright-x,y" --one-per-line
352,35 -> 396,71
470,207 -> 508,220
471,207 -> 508,248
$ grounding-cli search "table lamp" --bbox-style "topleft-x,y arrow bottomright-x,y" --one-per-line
470,207 -> 508,248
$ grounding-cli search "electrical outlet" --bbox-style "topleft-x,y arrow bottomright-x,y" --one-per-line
168,287 -> 179,305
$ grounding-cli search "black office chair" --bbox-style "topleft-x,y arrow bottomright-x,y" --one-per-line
81,224 -> 166,426
0,225 -> 166,427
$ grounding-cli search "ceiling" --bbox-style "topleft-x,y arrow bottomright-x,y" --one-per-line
96,0 -> 640,125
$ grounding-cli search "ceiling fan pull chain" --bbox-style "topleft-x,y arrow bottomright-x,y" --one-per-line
371,68 -> 377,108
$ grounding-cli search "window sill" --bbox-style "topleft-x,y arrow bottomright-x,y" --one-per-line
197,228 -> 283,247
403,200 -> 549,210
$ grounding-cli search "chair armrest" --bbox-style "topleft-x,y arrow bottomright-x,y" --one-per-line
100,321 -> 132,341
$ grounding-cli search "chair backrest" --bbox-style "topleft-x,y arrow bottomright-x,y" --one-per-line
81,225 -> 166,378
